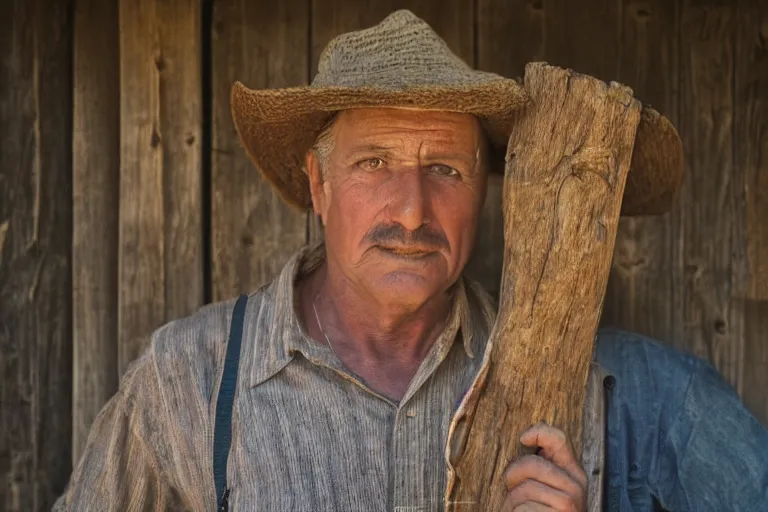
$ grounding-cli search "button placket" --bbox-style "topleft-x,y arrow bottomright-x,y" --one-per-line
392,405 -> 415,510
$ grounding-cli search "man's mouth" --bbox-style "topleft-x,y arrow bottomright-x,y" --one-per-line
377,246 -> 436,259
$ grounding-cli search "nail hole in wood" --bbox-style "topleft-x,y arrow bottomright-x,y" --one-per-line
629,2 -> 652,22
714,319 -> 727,334
150,129 -> 161,148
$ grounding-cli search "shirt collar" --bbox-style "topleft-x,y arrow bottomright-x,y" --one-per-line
249,244 -> 481,388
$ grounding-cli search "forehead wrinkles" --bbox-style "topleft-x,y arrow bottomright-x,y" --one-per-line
338,112 -> 480,155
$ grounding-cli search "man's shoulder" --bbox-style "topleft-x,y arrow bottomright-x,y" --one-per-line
593,328 -> 732,413
154,282 -> 276,352
142,281 -> 279,395
594,328 -> 712,376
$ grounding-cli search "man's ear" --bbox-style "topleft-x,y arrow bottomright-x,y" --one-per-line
305,151 -> 328,223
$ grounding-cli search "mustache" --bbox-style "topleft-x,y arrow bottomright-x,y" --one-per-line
365,223 -> 449,251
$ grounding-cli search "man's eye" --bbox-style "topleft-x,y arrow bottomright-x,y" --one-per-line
358,158 -> 384,171
427,164 -> 460,178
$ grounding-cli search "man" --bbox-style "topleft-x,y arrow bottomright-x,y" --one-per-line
56,10 -> 768,512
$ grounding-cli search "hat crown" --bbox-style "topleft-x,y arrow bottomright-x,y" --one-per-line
312,10 -> 497,89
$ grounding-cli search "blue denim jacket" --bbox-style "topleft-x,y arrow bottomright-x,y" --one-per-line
594,329 -> 768,511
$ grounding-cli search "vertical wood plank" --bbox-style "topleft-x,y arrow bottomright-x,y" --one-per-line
464,172 -> 505,298
735,0 -> 768,424
477,0 -> 544,78
158,1 -> 204,322
543,0 -> 621,81
119,0 -> 203,374
734,0 -> 768,302
601,0 -> 679,341
72,0 -> 119,464
743,300 -> 768,425
448,64 -> 642,510
210,0 -> 309,301
308,0 -> 475,246
473,0 -> 544,297
478,0 -> 624,305
0,0 -> 74,509
678,1 -> 742,387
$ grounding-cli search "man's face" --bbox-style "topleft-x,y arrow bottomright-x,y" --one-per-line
307,108 -> 487,310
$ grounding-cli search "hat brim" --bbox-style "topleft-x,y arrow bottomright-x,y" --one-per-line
231,80 -> 683,216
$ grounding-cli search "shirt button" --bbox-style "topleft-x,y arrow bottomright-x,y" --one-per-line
406,409 -> 416,418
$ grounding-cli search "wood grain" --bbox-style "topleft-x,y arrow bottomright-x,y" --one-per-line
445,63 -> 641,510
72,0 -> 119,464
465,173 -> 505,298
735,0 -> 768,423
602,0 -> 680,341
543,0 -> 621,81
743,299 -> 768,425
734,0 -> 768,301
470,0 -> 544,299
210,0 -> 309,301
677,1 -> 743,389
119,0 -> 203,375
476,0 -> 544,79
0,0 -> 74,509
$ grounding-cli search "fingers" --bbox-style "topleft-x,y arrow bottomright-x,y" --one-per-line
511,505 -> 552,512
502,480 -> 580,512
502,500 -> 552,512
506,423 -> 589,511
504,455 -> 583,498
519,423 -> 587,489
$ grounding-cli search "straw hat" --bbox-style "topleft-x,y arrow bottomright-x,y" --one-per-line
231,9 -> 683,216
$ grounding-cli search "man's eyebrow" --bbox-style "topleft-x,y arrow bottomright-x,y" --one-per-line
348,144 -> 396,154
423,152 -> 478,167
342,144 -> 398,163
344,145 -> 478,168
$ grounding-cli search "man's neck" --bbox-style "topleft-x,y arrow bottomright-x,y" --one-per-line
299,259 -> 454,400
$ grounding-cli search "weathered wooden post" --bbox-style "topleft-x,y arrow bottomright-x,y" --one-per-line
444,62 -> 682,511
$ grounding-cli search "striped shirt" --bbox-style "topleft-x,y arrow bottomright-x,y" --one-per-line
54,245 -> 603,511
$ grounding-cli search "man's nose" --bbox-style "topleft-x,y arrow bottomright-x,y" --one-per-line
387,168 -> 428,232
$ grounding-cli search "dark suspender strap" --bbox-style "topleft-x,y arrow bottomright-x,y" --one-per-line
213,294 -> 248,511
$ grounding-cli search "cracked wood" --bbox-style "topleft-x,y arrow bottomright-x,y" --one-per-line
444,62 -> 641,511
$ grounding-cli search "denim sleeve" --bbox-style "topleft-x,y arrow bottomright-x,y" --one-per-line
655,360 -> 768,511
596,329 -> 768,511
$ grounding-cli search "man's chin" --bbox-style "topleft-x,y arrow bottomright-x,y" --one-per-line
367,271 -> 441,307
355,252 -> 451,306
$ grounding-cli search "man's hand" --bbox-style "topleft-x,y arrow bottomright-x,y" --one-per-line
502,423 -> 588,512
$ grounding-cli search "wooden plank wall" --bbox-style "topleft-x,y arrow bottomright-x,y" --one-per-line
0,0 -> 766,509
72,0 -> 120,464
118,0 -> 204,376
604,0 -> 678,354
210,0 -> 308,301
678,0 -> 741,387
736,0 -> 768,426
0,1 -> 74,510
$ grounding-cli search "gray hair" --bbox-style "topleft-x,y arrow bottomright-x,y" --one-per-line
310,113 -> 339,177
